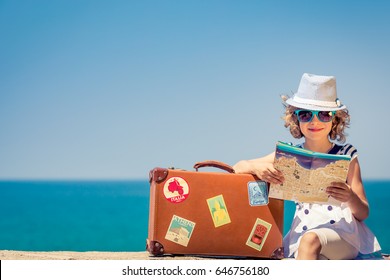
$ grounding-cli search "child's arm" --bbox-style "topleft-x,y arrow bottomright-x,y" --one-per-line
233,152 -> 284,184
326,157 -> 369,221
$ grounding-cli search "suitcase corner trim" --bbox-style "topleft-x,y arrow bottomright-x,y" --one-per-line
146,239 -> 165,256
270,246 -> 284,259
149,167 -> 169,183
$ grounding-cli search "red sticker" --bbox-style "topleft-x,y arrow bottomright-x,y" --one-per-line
163,177 -> 190,203
251,224 -> 268,245
246,218 -> 272,251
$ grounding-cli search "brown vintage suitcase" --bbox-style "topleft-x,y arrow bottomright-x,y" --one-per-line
146,161 -> 284,259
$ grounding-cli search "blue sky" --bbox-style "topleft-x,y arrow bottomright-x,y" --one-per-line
1,0 -> 389,180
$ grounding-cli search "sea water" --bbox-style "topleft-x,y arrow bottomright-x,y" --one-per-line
0,180 -> 388,253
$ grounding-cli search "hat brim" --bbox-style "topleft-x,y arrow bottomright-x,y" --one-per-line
285,98 -> 347,111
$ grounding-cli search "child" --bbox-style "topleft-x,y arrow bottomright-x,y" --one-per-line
233,73 -> 381,259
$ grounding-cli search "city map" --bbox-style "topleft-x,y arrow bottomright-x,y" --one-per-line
269,142 -> 351,205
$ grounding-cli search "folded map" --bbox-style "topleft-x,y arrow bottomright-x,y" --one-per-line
269,141 -> 351,205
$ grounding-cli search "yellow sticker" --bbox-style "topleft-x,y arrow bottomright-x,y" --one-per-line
206,194 -> 231,227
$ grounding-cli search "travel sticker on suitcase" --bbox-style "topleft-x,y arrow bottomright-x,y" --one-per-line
246,218 -> 272,251
164,215 -> 196,247
163,177 -> 190,203
247,181 -> 269,206
206,194 -> 232,227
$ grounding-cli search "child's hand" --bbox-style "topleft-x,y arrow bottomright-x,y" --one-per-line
233,160 -> 284,184
253,163 -> 284,184
326,182 -> 355,203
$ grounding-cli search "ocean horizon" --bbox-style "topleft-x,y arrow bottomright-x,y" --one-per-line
0,179 -> 388,254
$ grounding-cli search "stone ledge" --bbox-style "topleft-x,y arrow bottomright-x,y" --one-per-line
1,250 -> 388,260
0,250 -> 216,260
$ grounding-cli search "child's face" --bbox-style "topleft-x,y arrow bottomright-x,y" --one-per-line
299,114 -> 333,142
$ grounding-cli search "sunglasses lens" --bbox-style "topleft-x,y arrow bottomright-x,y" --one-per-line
318,111 -> 333,122
297,111 -> 313,122
295,110 -> 334,122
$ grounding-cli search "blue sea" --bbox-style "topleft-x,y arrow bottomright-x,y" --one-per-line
0,180 -> 389,253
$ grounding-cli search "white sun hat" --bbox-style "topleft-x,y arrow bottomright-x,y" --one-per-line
285,73 -> 347,111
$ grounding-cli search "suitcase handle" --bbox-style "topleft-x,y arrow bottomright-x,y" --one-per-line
193,160 -> 235,173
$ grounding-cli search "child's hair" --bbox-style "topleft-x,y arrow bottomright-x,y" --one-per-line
281,95 -> 350,143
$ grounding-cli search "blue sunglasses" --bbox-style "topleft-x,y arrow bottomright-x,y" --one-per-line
294,110 -> 336,123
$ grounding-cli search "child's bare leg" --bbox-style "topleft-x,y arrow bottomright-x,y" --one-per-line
296,232 -> 322,260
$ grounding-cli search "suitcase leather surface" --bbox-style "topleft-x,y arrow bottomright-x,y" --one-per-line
147,162 -> 284,259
